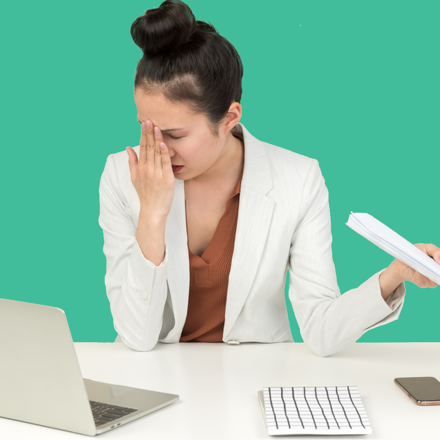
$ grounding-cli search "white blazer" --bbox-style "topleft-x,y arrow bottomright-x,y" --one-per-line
98,122 -> 406,357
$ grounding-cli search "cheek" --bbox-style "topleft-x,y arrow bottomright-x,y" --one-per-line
174,133 -> 218,166
179,142 -> 207,163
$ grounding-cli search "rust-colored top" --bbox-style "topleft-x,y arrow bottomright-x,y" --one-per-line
180,132 -> 245,342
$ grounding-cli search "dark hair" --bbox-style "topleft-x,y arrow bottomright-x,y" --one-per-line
130,0 -> 243,137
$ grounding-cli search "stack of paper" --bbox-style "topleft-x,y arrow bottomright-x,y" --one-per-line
346,212 -> 440,285
258,386 -> 372,436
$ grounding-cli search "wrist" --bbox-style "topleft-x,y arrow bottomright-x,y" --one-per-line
387,259 -> 407,284
379,264 -> 405,302
138,209 -> 168,227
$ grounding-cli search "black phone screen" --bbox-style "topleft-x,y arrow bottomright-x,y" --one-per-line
395,377 -> 440,401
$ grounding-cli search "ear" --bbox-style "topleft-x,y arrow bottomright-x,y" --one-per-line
223,102 -> 242,134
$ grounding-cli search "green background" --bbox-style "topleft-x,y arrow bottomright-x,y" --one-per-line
1,1 -> 439,344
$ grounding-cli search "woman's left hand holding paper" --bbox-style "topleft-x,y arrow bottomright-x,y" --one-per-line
390,243 -> 440,288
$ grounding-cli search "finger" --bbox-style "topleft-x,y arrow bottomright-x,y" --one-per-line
153,125 -> 163,154
414,271 -> 438,288
140,123 -> 154,174
422,275 -> 438,288
159,142 -> 174,179
425,243 -> 440,265
145,120 -> 155,173
139,121 -> 155,167
126,146 -> 137,183
423,275 -> 438,288
153,125 -> 164,175
139,121 -> 148,165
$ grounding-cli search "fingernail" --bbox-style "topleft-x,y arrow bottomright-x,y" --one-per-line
154,126 -> 159,136
437,256 -> 440,263
160,142 -> 164,150
146,121 -> 151,129
141,122 -> 146,130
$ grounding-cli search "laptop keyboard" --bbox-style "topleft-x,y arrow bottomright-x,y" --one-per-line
89,400 -> 138,427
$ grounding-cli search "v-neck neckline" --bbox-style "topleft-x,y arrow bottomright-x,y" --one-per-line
185,196 -> 236,265
185,132 -> 244,266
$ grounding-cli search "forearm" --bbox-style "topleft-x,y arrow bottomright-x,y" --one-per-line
379,263 -> 405,302
136,209 -> 167,266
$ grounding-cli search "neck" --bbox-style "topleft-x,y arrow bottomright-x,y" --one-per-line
190,132 -> 244,187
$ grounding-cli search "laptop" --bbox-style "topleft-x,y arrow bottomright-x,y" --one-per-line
0,298 -> 179,436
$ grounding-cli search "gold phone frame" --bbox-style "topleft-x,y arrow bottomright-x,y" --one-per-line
394,378 -> 440,406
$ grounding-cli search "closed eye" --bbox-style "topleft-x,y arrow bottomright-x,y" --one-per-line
168,134 -> 183,140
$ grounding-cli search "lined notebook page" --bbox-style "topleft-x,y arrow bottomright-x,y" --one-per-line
259,386 -> 372,436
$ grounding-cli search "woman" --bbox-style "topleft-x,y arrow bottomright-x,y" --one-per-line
99,0 -> 440,356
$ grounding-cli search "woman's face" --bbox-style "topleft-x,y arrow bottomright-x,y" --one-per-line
134,88 -> 241,182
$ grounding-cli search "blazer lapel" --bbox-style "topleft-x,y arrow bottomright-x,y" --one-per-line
164,178 -> 190,340
161,122 -> 274,342
223,123 -> 274,341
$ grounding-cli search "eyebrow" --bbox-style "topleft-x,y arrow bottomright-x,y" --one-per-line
137,120 -> 183,132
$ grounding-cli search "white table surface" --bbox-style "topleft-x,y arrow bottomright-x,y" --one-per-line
2,342 -> 440,439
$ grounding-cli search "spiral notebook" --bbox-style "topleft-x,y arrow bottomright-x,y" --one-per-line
258,386 -> 372,436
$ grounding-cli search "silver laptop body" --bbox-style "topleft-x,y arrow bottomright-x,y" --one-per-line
0,298 -> 179,436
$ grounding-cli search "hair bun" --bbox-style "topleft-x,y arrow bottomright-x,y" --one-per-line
131,0 -> 197,56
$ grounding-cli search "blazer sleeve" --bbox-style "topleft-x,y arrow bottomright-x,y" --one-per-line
98,154 -> 169,352
288,159 -> 406,357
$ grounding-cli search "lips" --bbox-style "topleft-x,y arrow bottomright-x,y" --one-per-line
172,165 -> 183,174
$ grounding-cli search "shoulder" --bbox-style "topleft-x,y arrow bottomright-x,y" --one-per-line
110,146 -> 138,168
104,146 -> 138,191
260,140 -> 321,185
258,140 -> 329,224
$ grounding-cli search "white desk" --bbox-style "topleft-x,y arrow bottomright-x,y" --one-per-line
2,342 -> 440,439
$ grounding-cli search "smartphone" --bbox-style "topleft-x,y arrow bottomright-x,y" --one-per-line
394,377 -> 440,406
